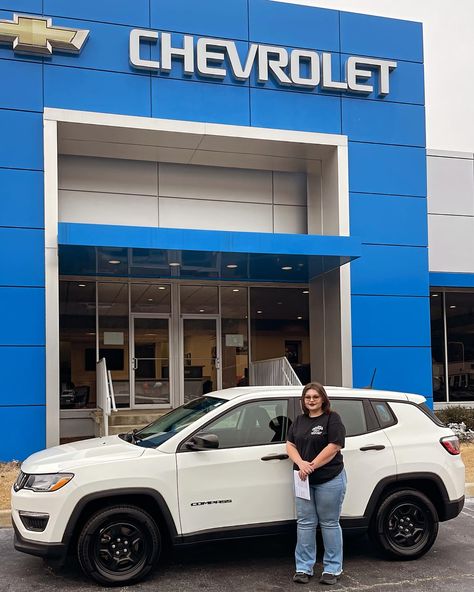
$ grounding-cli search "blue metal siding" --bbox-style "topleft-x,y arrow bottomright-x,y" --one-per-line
0,406 -> 46,462
0,110 -> 43,170
0,228 -> 44,287
0,287 -> 45,346
0,58 -> 43,111
350,194 -> 428,247
340,12 -> 423,62
152,78 -> 250,124
0,347 -> 45,406
151,0 -> 248,40
44,65 -> 151,117
44,0 -> 150,27
0,170 -> 44,229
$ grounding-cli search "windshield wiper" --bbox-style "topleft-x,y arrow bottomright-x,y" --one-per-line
121,428 -> 143,445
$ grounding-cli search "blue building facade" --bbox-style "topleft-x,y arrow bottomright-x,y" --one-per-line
0,0 -> 432,461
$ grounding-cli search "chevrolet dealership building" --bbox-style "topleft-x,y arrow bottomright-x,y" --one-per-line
1,0 -> 473,460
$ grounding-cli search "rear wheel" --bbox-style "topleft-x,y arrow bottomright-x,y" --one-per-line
77,505 -> 161,586
369,489 -> 439,559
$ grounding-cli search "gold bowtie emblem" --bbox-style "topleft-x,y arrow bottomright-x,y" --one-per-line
0,14 -> 89,55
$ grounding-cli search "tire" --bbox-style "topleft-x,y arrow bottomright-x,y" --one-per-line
369,488 -> 439,560
77,504 -> 161,586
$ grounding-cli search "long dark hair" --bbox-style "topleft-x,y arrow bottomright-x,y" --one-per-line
301,382 -> 331,416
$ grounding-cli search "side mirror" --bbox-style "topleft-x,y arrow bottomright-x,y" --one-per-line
185,433 -> 219,451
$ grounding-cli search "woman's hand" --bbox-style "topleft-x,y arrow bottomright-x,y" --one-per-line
298,460 -> 314,480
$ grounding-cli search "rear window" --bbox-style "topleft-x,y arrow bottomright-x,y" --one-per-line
330,399 -> 367,436
371,401 -> 397,428
417,402 -> 445,427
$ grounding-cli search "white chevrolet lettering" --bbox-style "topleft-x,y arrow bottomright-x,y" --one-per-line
129,29 -> 159,70
258,45 -> 292,85
197,38 -> 227,78
290,49 -> 320,88
129,29 -> 397,95
321,52 -> 348,91
160,32 -> 194,74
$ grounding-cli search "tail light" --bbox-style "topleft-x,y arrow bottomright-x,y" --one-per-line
440,435 -> 461,455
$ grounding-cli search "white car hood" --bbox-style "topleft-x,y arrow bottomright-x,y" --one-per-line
21,436 -> 146,473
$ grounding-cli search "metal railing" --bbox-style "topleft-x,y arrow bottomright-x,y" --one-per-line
249,357 -> 302,387
97,358 -> 117,436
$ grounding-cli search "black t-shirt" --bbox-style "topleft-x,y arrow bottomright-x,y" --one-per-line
287,411 -> 345,485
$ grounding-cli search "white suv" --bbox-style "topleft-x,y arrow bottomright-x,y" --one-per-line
12,387 -> 465,586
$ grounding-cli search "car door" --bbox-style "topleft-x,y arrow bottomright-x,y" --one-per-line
329,398 -> 398,517
176,398 -> 295,535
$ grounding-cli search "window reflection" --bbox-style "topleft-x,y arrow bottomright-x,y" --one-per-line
59,281 -> 96,408
430,292 -> 446,402
446,292 -> 474,402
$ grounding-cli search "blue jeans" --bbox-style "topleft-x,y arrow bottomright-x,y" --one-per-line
294,470 -> 347,576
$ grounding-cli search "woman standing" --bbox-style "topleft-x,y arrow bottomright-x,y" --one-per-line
286,382 -> 346,585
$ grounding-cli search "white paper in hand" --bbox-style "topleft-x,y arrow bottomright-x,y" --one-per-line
293,470 -> 311,500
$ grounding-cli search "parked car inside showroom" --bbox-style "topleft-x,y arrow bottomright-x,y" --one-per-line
11,386 -> 465,586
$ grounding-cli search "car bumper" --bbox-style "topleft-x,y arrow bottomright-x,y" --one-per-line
441,495 -> 464,521
13,522 -> 68,564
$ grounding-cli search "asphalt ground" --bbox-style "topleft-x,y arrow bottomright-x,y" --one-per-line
0,498 -> 473,592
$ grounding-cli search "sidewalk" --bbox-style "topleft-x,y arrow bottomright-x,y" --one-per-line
1,485 -> 473,529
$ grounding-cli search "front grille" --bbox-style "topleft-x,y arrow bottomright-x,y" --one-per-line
13,471 -> 28,492
19,512 -> 49,532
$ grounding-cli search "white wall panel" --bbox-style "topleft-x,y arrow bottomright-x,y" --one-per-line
159,163 -> 273,203
427,156 -> 474,216
428,214 -> 474,273
59,155 -> 158,196
274,205 -> 307,234
273,172 -> 307,206
159,198 -> 273,232
59,190 -> 159,227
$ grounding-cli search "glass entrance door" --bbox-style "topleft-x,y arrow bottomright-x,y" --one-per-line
182,317 -> 221,403
131,316 -> 171,407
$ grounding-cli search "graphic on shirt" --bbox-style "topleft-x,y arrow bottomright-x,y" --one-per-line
311,425 -> 324,436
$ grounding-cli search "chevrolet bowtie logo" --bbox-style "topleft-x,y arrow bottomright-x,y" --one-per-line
0,14 -> 89,56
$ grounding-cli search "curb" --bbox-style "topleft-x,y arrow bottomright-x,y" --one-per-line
0,510 -> 11,528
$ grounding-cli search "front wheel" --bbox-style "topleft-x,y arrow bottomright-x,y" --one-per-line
369,489 -> 439,559
77,505 -> 161,586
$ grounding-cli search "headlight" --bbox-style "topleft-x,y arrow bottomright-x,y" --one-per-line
20,473 -> 74,492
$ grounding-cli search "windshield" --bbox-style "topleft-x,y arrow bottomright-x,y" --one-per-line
131,396 -> 227,447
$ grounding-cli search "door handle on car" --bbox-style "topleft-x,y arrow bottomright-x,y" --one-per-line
359,445 -> 385,451
261,453 -> 289,461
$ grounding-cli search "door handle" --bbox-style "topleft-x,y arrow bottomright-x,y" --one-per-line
132,357 -> 138,371
261,453 -> 289,461
359,445 -> 385,451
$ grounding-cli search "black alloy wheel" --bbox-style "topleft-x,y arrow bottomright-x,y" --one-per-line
77,505 -> 161,586
369,489 -> 439,559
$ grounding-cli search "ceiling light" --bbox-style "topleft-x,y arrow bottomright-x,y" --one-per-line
86,332 -> 96,336
232,288 -> 240,292
145,333 -> 157,336
297,316 -> 303,320
303,290 -> 309,294
226,264 -> 238,269
108,259 -> 121,265
431,293 -> 439,297
147,298 -> 153,302
281,266 -> 292,271
199,309 -> 205,313
158,286 -> 166,290
169,262 -> 180,267
257,310 -> 263,314
449,305 -> 456,309
277,301 -> 283,305
78,283 -> 86,287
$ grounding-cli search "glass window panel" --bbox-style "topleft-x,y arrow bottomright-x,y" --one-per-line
203,399 -> 290,448
250,287 -> 310,384
180,285 -> 218,314
98,282 -> 129,407
446,292 -> 474,402
221,287 -> 248,389
330,399 -> 367,436
430,291 -> 447,402
59,280 -> 96,409
183,318 -> 217,402
131,283 -> 171,313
